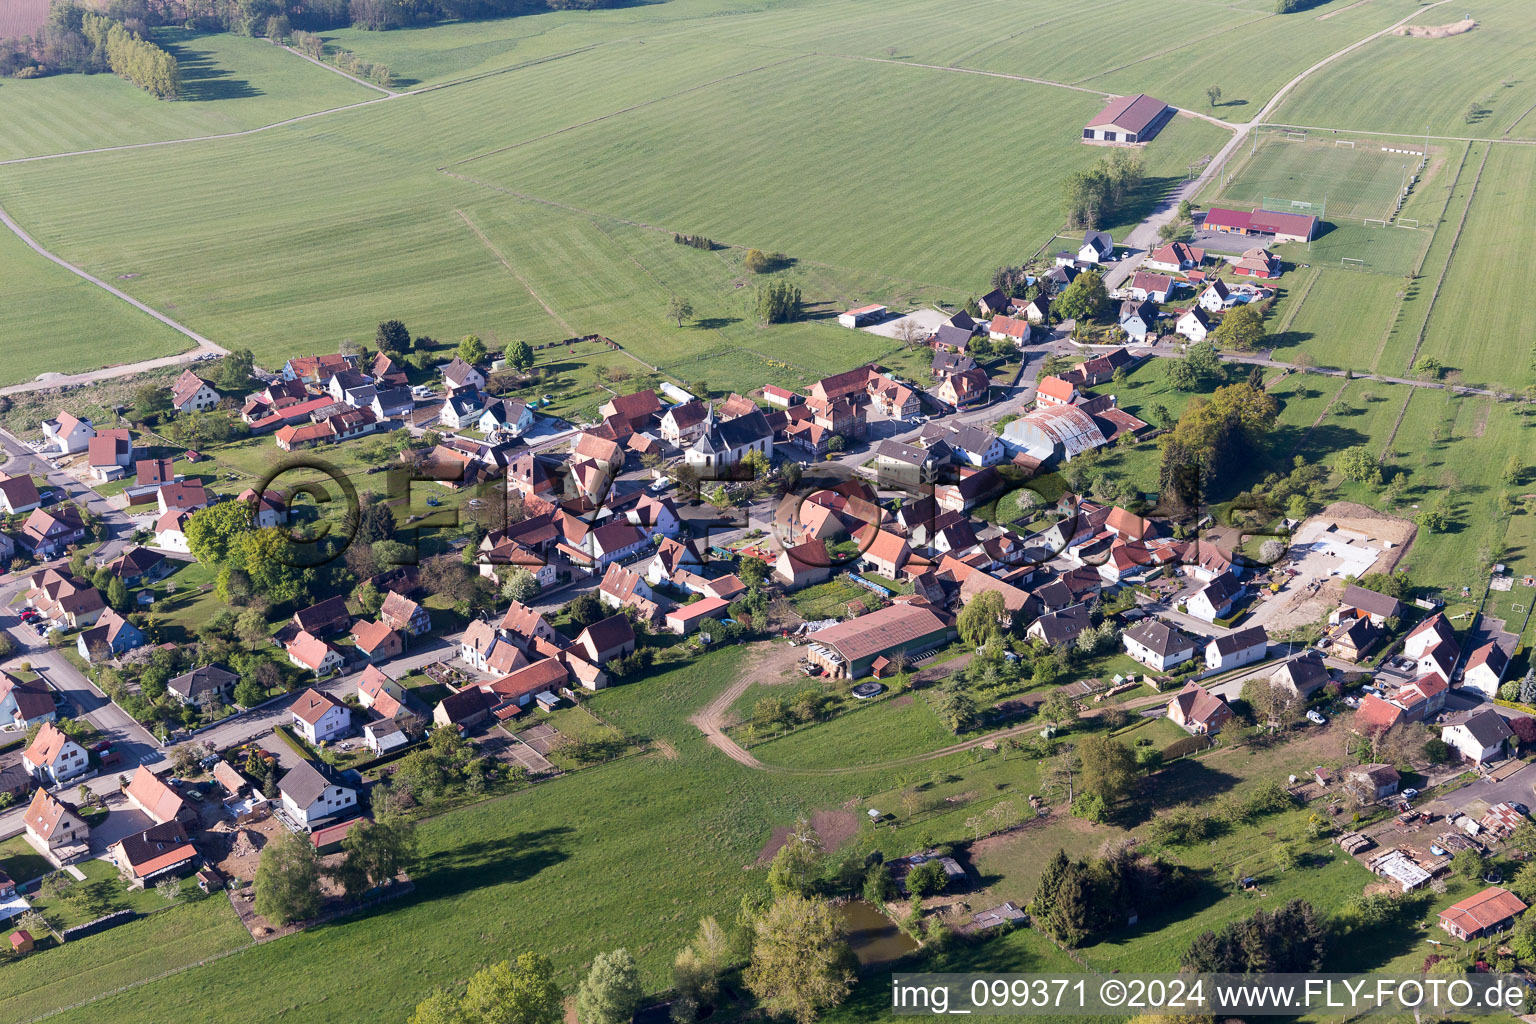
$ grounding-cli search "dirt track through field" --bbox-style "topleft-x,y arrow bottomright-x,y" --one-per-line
690,645 -> 1173,776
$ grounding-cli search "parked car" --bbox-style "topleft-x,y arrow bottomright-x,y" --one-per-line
1402,787 -> 1420,800
1306,710 -> 1327,725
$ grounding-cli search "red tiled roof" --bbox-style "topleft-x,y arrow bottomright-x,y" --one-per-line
125,768 -> 184,824
1440,887 -> 1527,934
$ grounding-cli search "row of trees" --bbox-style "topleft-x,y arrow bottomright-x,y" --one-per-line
83,13 -> 180,97
255,815 -> 416,923
1182,899 -> 1327,972
1032,843 -> 1195,947
1062,150 -> 1143,230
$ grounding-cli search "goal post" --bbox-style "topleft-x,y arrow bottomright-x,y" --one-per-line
1335,139 -> 1355,148
1397,218 -> 1420,228
1341,257 -> 1366,270
1363,218 -> 1387,228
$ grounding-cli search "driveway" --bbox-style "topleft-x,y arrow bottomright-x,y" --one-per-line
87,799 -> 153,855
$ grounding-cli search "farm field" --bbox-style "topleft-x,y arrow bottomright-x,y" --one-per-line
0,210 -> 191,387
1274,268 -> 1404,371
0,29 -> 379,162
1269,0 -> 1536,140
1412,144 -> 1536,390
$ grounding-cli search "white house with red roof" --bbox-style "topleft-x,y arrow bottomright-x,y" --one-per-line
41,412 -> 94,454
1081,93 -> 1172,144
285,632 -> 344,680
0,474 -> 42,515
22,722 -> 88,786
1033,375 -> 1078,408
155,508 -> 194,553
124,768 -> 187,825
1461,641 -> 1510,700
1167,682 -> 1233,735
170,370 -> 220,414
23,789 -> 88,864
289,687 -> 351,744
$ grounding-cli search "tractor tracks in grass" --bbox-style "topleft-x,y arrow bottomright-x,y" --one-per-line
1404,142 -> 1491,373
454,208 -> 576,334
1377,387 -> 1415,462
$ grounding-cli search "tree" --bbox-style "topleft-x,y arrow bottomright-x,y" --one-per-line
501,567 -> 540,605
505,339 -> 534,373
756,281 -> 802,324
1054,270 -> 1108,323
957,591 -> 1005,647
452,952 -> 564,1024
357,581 -> 384,618
338,816 -> 416,892
106,576 -> 129,611
577,948 -> 642,1024
767,818 -> 822,898
254,829 -> 323,924
1213,304 -> 1267,351
905,858 -> 947,897
1333,445 -> 1381,484
739,556 -> 769,589
667,295 -> 696,327
1040,690 -> 1077,728
184,501 -> 256,566
1075,734 -> 1138,820
1167,359 -> 1198,392
1415,355 -> 1443,380
132,383 -> 172,422
457,334 -> 488,366
237,529 -> 314,605
216,348 -> 255,390
674,915 -> 731,1008
234,676 -> 266,708
1206,85 -> 1222,108
743,894 -> 854,1024
376,319 -> 410,354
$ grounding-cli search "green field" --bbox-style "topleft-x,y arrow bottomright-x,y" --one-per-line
1413,144 -> 1536,390
0,29 -> 379,162
0,211 -> 192,386
749,695 -> 956,770
1271,0 -> 1536,140
1274,268 -> 1404,370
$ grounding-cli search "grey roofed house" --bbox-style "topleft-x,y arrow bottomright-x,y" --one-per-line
1450,708 -> 1514,747
1045,264 -> 1078,290
930,324 -> 973,352
1196,571 -> 1243,608
1338,584 -> 1403,621
1123,618 -> 1195,659
1029,602 -> 1093,645
1210,624 -> 1267,658
977,289 -> 1010,316
946,310 -> 978,333
1270,651 -> 1330,697
1083,230 -> 1113,257
931,351 -> 978,377
167,664 -> 239,704
278,759 -> 348,808
875,439 -> 931,468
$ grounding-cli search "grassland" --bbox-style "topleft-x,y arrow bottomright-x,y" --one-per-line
0,212 -> 191,387
1413,144 -> 1536,390
749,695 -> 956,770
0,30 -> 378,162
1272,268 -> 1405,370
1270,0 -> 1536,140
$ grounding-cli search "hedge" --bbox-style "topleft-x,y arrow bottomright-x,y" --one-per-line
1161,734 -> 1214,760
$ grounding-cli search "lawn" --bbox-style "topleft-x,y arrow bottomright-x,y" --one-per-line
0,834 -> 53,887
1414,144 -> 1536,391
1270,0 -> 1536,140
0,213 -> 192,387
26,857 -> 196,932
748,694 -> 956,770
0,29 -> 379,162
0,893 -> 251,1023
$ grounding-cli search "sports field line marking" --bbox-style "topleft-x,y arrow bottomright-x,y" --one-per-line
453,208 -> 576,335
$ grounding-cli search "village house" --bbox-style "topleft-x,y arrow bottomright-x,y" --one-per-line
775,539 -> 833,590
23,790 -> 89,865
1332,584 -> 1403,627
283,353 -> 356,383
170,369 -> 220,414
1122,618 -> 1196,671
1461,642 -> 1510,700
1143,241 -> 1204,274
1118,299 -> 1156,341
371,387 -> 415,423
1034,375 -> 1078,409
279,760 -> 359,831
1442,708 -> 1513,765
1234,247 -> 1280,279
286,629 -> 344,680
1175,307 -> 1211,343
86,430 -> 133,482
1026,603 -> 1094,647
934,368 -> 990,409
22,723 -> 89,787
380,591 -> 431,637
575,614 -> 635,667
357,665 -> 407,713
350,619 -> 403,663
1439,887 -> 1527,941
1330,616 -> 1378,662
1270,651 -> 1330,699
1081,93 -> 1172,144
1345,764 -> 1400,803
858,528 -> 911,579
438,390 -> 485,431
108,546 -> 170,588
987,315 -> 1031,346
1404,613 -> 1458,681
124,767 -> 188,825
1187,572 -> 1244,623
0,474 -> 42,515
976,291 -> 1011,319
1198,279 -> 1234,312
41,411 -> 95,454
290,687 -> 351,744
685,409 -> 773,473
1077,230 -> 1114,263
918,421 -> 1005,467
665,597 -> 732,637
1127,271 -> 1174,304
167,664 -> 238,707
293,596 -> 352,638
440,356 -> 486,393
0,673 -> 56,730
1167,682 -> 1234,735
1205,625 -> 1268,673
154,509 -> 193,553
77,608 -> 147,663
157,480 -> 209,516
934,467 -> 1003,514
109,821 -> 199,888
868,374 -> 922,419
478,398 -> 534,436
1382,672 -> 1450,722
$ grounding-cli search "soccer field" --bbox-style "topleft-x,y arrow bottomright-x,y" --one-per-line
1214,135 -> 1415,222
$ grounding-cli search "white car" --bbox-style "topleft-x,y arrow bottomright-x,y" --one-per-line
1306,710 -> 1327,725
1402,788 -> 1420,800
